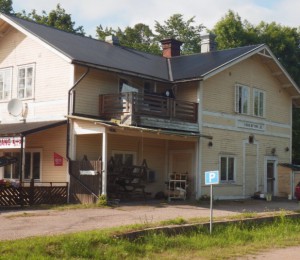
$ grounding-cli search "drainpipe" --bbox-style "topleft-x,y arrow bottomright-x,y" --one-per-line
66,66 -> 90,202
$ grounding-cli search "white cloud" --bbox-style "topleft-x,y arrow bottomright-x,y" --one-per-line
12,0 -> 299,37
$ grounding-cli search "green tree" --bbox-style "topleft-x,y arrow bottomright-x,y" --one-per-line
154,14 -> 204,54
212,10 -> 257,49
0,0 -> 13,14
17,4 -> 85,35
96,14 -> 204,55
96,23 -> 161,54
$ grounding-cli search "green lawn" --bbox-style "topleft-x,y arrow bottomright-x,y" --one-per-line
1,214 -> 300,259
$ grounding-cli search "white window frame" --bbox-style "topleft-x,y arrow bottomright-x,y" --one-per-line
253,88 -> 265,117
0,67 -> 12,101
3,149 -> 42,181
235,84 -> 249,115
111,150 -> 137,166
17,63 -> 35,99
220,155 -> 236,183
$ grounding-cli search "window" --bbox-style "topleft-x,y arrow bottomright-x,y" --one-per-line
18,64 -> 34,99
220,156 -> 235,182
235,84 -> 249,114
0,68 -> 12,101
112,151 -> 136,166
4,150 -> 41,180
144,81 -> 155,94
253,89 -> 265,117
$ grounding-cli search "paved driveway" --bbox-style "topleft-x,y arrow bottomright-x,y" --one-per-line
0,199 -> 299,241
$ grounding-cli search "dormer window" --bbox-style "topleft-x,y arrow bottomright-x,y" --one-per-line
235,84 -> 249,114
17,64 -> 35,99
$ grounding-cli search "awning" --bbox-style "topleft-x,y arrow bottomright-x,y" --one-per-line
68,115 -> 212,140
279,163 -> 300,171
0,120 -> 67,137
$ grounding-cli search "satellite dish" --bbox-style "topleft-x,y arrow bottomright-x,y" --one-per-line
7,99 -> 23,117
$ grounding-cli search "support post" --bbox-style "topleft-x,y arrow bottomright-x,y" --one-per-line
101,130 -> 108,196
210,184 -> 213,234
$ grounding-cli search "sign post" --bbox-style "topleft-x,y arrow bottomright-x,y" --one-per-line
205,170 -> 219,234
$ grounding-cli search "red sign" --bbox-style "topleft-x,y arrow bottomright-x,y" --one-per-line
54,152 -> 63,166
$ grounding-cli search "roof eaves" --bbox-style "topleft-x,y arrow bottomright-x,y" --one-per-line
262,45 -> 300,93
202,44 -> 265,80
72,60 -> 171,83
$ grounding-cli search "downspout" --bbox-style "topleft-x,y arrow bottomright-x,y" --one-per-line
66,67 -> 90,202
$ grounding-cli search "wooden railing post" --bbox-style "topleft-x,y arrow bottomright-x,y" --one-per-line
30,178 -> 34,205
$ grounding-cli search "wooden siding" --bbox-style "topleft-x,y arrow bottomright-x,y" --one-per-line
0,28 -> 71,123
200,126 -> 291,198
203,56 -> 291,125
176,82 -> 198,102
26,125 -> 67,182
74,68 -> 119,116
76,134 -> 102,160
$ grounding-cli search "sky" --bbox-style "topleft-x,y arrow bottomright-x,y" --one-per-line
12,0 -> 300,37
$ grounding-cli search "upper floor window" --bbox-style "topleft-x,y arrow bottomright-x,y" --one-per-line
253,89 -> 265,117
235,84 -> 249,114
0,67 -> 12,101
144,81 -> 155,94
18,64 -> 35,99
220,156 -> 235,183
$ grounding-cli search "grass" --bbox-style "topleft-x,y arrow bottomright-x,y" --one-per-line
1,214 -> 300,259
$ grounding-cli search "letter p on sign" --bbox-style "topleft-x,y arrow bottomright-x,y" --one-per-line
205,171 -> 219,185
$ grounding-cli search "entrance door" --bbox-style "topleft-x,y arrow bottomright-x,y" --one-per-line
267,160 -> 276,195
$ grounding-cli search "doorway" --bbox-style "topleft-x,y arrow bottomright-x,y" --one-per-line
169,150 -> 194,196
266,159 -> 277,195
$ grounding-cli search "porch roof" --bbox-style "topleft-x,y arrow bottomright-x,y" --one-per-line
68,115 -> 211,140
0,120 -> 67,137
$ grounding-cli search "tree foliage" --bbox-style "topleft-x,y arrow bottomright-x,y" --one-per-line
154,14 -> 204,54
17,4 -> 85,36
0,0 -> 13,14
211,10 -> 255,49
96,23 -> 161,54
96,14 -> 204,55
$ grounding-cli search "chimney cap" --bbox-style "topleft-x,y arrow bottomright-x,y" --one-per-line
105,35 -> 120,45
160,38 -> 183,45
160,38 -> 183,58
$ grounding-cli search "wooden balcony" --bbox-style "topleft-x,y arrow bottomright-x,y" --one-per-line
99,92 -> 198,124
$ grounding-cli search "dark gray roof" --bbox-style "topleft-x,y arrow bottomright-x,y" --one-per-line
4,14 -> 264,82
170,45 -> 263,81
0,120 -> 66,136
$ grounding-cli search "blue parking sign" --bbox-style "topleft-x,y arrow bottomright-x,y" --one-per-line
205,171 -> 219,185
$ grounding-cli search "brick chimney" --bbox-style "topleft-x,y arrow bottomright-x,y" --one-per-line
160,38 -> 183,58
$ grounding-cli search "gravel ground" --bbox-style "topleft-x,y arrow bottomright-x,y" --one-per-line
0,199 -> 300,259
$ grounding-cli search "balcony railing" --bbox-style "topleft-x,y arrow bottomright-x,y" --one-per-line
99,92 -> 198,123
